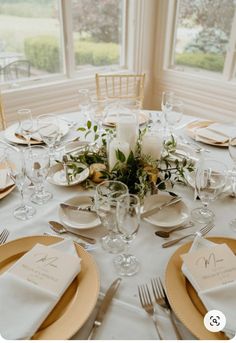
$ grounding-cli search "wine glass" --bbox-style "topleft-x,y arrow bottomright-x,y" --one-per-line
5,148 -> 36,220
24,146 -> 52,205
113,194 -> 140,276
17,108 -> 34,147
37,114 -> 60,163
94,180 -> 128,254
228,136 -> 236,197
191,159 -> 227,224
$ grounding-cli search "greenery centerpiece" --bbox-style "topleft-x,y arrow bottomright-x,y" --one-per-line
64,120 -> 194,199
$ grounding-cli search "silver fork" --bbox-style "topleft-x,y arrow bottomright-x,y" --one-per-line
138,284 -> 163,339
162,222 -> 214,248
151,278 -> 183,340
0,229 -> 9,244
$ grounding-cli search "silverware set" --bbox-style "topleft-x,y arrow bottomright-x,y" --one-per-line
138,278 -> 182,340
0,229 -> 9,244
162,222 -> 214,248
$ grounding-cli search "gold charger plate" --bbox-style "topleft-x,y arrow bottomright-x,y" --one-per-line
186,120 -> 228,147
0,162 -> 15,200
103,111 -> 149,127
165,236 -> 236,340
0,235 -> 100,340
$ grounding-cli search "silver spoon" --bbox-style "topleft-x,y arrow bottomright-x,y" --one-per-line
155,221 -> 194,238
49,220 -> 96,244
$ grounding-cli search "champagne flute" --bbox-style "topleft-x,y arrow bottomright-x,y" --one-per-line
191,159 -> 227,224
17,108 -> 34,147
228,136 -> 236,197
161,91 -> 175,135
5,148 -> 36,220
165,98 -> 183,137
24,146 -> 52,205
37,114 -> 59,163
113,194 -> 140,276
94,180 -> 128,254
78,89 -> 91,122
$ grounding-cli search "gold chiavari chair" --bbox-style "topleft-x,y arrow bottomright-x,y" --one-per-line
95,73 -> 145,108
0,94 -> 6,130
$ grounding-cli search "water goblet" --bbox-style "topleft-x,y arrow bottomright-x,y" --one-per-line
113,194 -> 141,276
191,159 -> 227,224
24,146 -> 52,205
94,180 -> 128,254
17,108 -> 34,147
5,148 -> 36,220
37,114 -> 59,163
161,91 -> 175,134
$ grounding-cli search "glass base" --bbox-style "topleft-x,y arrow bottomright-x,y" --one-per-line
230,218 -> 236,231
191,207 -> 214,224
113,253 -> 140,276
31,190 -> 52,205
14,204 -> 36,221
100,234 -> 125,254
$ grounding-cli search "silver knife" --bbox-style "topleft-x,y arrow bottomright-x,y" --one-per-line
87,278 -> 122,340
60,203 -> 96,213
141,196 -> 182,219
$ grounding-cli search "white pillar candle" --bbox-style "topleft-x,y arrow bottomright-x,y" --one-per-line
116,115 -> 137,152
142,133 -> 163,160
108,138 -> 130,171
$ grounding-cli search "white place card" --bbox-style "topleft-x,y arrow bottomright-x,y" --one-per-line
9,243 -> 80,295
182,244 -> 236,292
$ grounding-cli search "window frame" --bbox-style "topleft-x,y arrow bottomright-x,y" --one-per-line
154,0 -> 236,121
0,0 -> 128,90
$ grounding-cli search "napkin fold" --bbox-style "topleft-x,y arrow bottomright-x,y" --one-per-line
0,239 -> 81,340
0,168 -> 14,191
195,123 -> 233,144
182,236 -> 236,338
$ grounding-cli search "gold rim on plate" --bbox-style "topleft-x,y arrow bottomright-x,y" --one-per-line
0,235 -> 100,340
186,120 -> 228,147
165,236 -> 236,340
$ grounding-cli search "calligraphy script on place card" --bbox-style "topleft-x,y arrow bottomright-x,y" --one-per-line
182,244 -> 236,292
8,244 -> 80,295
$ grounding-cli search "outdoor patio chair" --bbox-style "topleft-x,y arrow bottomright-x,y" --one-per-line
3,59 -> 31,82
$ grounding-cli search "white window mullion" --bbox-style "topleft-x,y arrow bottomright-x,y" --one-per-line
223,6 -> 236,81
60,0 -> 75,78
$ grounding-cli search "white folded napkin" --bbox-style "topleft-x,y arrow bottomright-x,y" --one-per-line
0,239 -> 81,340
195,123 -> 234,144
182,236 -> 236,338
0,168 -> 14,191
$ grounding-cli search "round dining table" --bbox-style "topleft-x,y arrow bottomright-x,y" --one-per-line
0,111 -> 235,340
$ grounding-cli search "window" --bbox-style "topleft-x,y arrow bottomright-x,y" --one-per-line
0,0 -> 125,86
171,0 -> 236,81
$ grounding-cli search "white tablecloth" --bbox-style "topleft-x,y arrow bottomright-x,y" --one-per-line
0,112 -> 235,340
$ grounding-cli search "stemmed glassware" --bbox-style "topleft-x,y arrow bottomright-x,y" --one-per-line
94,180 -> 128,254
113,194 -> 141,276
78,89 -> 91,122
165,98 -> 183,137
228,136 -> 236,197
191,159 -> 227,224
161,91 -> 174,136
37,114 -> 60,163
90,96 -> 108,135
17,108 -> 34,147
5,148 -> 36,220
24,146 -> 52,205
